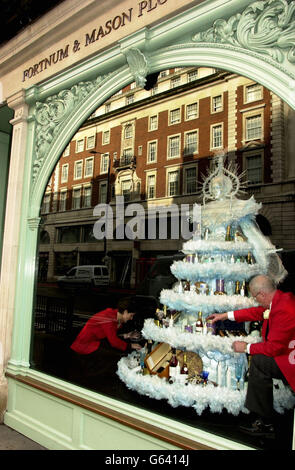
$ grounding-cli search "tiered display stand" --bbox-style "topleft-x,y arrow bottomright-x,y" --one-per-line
117,155 -> 295,415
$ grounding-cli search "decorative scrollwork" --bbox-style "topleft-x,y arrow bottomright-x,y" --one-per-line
193,0 -> 295,64
32,74 -> 111,184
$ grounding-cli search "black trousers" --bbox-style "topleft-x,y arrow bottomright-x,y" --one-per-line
68,339 -> 127,388
245,354 -> 288,420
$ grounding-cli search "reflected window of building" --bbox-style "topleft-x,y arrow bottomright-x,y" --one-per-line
245,83 -> 263,103
100,154 -> 109,174
149,115 -> 158,131
124,124 -> 133,139
59,190 -> 67,211
76,138 -> 84,153
184,130 -> 198,155
121,179 -> 132,201
168,135 -> 180,159
84,157 -> 94,178
102,130 -> 110,145
41,193 -> 51,214
211,123 -> 223,149
99,181 -> 108,203
211,94 -> 223,113
63,144 -> 70,157
83,185 -> 92,208
86,135 -> 96,149
74,160 -> 83,180
184,166 -> 198,194
56,226 -> 81,243
187,70 -> 198,82
167,169 -> 180,196
246,114 -> 262,140
146,173 -> 156,199
186,102 -> 198,120
245,153 -> 262,184
169,108 -> 181,125
126,94 -> 134,105
171,76 -> 181,88
61,164 -> 69,183
72,187 -> 81,209
147,141 -> 157,163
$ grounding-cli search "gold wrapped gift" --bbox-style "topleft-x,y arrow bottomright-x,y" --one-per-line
176,350 -> 203,378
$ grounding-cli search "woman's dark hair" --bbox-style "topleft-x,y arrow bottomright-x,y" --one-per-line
117,296 -> 137,313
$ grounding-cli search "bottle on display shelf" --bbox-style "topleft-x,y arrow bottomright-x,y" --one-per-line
180,353 -> 189,385
225,225 -> 232,241
195,311 -> 203,334
240,281 -> 246,297
163,305 -> 167,319
203,228 -> 210,240
215,279 -> 225,294
234,230 -> 245,242
183,281 -> 190,291
247,252 -> 254,264
169,348 -> 179,383
235,280 -> 240,295
147,339 -> 153,354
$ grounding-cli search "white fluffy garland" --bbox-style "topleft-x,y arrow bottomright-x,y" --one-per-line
200,196 -> 261,231
171,259 -> 263,282
182,240 -> 253,254
117,356 -> 295,416
141,319 -> 261,356
160,289 -> 257,315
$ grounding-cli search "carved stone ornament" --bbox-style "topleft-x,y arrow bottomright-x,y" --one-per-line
124,48 -> 149,88
27,217 -> 41,231
192,0 -> 295,65
32,74 -> 111,185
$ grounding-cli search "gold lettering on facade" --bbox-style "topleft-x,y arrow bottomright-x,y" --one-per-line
85,8 -> 133,47
22,45 -> 70,82
22,0 -> 170,81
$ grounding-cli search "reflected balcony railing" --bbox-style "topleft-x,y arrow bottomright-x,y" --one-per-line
114,155 -> 136,170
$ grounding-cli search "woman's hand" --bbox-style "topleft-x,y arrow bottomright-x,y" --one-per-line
124,331 -> 141,340
131,343 -> 142,350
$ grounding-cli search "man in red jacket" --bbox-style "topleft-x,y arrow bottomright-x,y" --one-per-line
208,275 -> 295,438
70,297 -> 141,387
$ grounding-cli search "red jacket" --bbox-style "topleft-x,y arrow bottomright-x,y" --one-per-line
70,308 -> 128,354
234,290 -> 295,391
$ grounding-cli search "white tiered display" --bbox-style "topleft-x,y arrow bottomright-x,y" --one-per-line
117,155 -> 295,416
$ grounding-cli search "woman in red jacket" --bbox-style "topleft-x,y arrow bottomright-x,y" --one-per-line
208,275 -> 295,438
69,297 -> 141,387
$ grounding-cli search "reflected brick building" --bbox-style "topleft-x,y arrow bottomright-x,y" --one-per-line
39,66 -> 295,287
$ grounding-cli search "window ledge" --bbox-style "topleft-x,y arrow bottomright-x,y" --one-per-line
5,372 -> 213,451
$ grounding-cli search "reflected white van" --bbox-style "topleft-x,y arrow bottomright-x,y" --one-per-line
57,265 -> 110,289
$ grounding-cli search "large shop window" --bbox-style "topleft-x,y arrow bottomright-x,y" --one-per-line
31,68 -> 294,450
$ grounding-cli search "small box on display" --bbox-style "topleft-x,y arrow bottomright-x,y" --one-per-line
144,342 -> 172,379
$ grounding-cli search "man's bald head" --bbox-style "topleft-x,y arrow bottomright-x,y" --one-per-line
249,275 -> 276,308
249,275 -> 276,295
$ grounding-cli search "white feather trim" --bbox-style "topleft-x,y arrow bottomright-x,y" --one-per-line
117,356 -> 295,415
171,259 -> 263,281
182,240 -> 253,254
160,289 -> 257,315
142,319 -> 261,356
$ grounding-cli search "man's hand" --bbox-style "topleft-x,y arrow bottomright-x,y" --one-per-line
206,312 -> 228,324
232,341 -> 247,353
